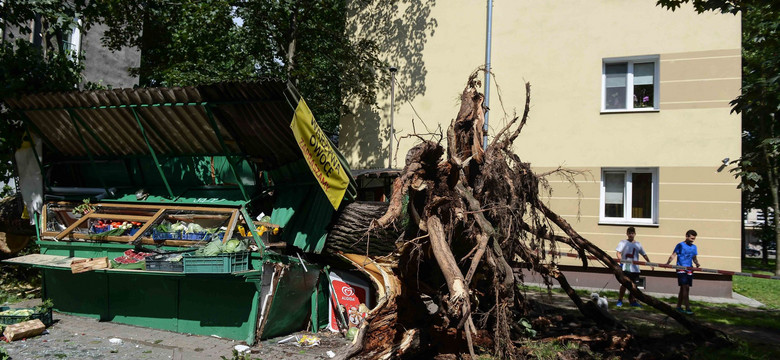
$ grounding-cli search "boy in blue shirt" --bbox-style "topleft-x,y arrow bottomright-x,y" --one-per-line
666,229 -> 700,315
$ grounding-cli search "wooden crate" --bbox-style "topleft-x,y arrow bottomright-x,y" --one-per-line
70,257 -> 109,274
3,319 -> 45,341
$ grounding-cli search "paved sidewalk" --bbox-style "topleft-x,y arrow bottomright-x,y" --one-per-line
4,298 -> 350,360
3,299 -> 242,360
522,283 -> 765,307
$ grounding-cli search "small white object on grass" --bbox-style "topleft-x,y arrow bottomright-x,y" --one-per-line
234,345 -> 250,353
109,338 -> 123,345
590,293 -> 609,312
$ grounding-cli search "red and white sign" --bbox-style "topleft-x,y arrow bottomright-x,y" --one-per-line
328,270 -> 372,332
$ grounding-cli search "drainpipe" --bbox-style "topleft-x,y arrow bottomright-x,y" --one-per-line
389,66 -> 397,168
483,0 -> 493,150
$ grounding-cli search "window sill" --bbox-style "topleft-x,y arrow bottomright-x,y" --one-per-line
600,108 -> 659,114
598,220 -> 659,228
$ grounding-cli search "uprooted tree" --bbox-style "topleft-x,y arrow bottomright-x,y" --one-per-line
336,72 -> 726,359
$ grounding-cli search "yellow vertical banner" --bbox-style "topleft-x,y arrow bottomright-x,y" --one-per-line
290,98 -> 349,210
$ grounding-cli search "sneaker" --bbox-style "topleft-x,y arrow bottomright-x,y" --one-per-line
616,300 -> 623,307
684,309 -> 694,315
629,302 -> 642,307
676,307 -> 685,313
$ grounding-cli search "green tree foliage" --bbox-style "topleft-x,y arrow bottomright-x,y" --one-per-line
658,0 -> 780,273
96,0 -> 257,87
95,0 -> 384,133
0,1 -> 85,195
1,0 -> 386,192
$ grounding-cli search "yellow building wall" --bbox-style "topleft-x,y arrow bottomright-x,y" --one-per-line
341,1 -> 742,271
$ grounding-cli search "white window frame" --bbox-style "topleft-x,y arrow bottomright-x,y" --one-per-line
601,55 -> 660,113
63,19 -> 82,63
599,167 -> 659,226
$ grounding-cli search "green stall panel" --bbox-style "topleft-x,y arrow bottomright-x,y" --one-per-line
43,269 -> 108,320
259,261 -> 321,339
177,276 -> 258,342
107,273 -> 179,331
39,240 -> 134,259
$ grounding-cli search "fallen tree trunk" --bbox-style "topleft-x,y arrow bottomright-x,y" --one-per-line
326,201 -> 398,256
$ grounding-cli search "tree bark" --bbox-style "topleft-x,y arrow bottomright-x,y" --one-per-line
427,216 -> 468,304
763,145 -> 780,276
326,201 -> 398,256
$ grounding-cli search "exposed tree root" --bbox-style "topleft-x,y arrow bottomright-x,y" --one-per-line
345,71 -> 727,359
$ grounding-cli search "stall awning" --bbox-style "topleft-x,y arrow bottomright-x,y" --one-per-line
5,80 -> 308,170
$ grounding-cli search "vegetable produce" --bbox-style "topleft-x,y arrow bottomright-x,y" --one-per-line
224,239 -> 240,252
0,309 -> 34,317
201,240 -> 223,256
194,238 -> 248,256
112,249 -> 154,264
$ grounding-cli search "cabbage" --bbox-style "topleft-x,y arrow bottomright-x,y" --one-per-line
186,223 -> 205,234
202,240 -> 223,256
224,239 -> 240,253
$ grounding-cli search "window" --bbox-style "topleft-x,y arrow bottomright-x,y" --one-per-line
600,168 -> 658,225
602,56 -> 659,112
62,19 -> 81,62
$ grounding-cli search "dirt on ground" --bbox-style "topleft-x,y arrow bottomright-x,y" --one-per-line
2,292 -> 779,359
1,299 -> 351,360
523,290 -> 780,359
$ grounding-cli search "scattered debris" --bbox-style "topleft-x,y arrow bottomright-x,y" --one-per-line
3,319 -> 45,341
234,344 -> 250,353
108,338 -> 123,345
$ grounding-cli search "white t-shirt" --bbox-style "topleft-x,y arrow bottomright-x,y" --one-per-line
616,239 -> 646,273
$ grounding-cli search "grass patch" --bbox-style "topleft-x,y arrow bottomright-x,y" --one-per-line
692,339 -> 780,360
694,304 -> 780,331
733,273 -> 780,309
742,258 -> 776,273
519,340 -> 603,360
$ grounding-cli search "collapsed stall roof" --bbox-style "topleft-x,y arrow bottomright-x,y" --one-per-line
5,79 -> 307,170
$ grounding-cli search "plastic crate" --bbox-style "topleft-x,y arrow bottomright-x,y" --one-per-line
183,251 -> 250,274
151,231 -> 222,241
145,255 -> 184,272
151,230 -> 182,241
0,307 -> 53,327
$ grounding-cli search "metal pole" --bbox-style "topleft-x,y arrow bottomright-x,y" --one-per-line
131,108 -> 175,199
204,105 -> 249,202
483,0 -> 493,150
389,66 -> 397,169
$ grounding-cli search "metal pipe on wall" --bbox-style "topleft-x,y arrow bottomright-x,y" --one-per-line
389,66 -> 397,168
483,0 -> 493,150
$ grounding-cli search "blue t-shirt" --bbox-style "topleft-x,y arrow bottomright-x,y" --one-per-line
673,242 -> 698,274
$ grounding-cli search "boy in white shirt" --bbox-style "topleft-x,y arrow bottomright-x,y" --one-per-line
615,227 -> 652,307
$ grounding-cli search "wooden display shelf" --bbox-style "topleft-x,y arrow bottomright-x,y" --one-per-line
41,232 -> 208,247
44,202 -> 241,245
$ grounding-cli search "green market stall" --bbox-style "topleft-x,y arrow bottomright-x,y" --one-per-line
2,80 -> 356,344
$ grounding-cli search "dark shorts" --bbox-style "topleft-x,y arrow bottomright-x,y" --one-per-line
677,272 -> 693,287
625,272 -> 640,284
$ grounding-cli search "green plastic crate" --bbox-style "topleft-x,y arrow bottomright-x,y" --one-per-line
0,307 -> 53,327
183,251 -> 250,274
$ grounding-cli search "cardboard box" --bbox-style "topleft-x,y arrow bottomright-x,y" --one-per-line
3,319 -> 45,341
71,257 -> 109,273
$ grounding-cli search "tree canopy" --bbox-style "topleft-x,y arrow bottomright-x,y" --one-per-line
0,0 -> 388,194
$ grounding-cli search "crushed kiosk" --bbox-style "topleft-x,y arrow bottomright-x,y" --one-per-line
2,80 -> 360,344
